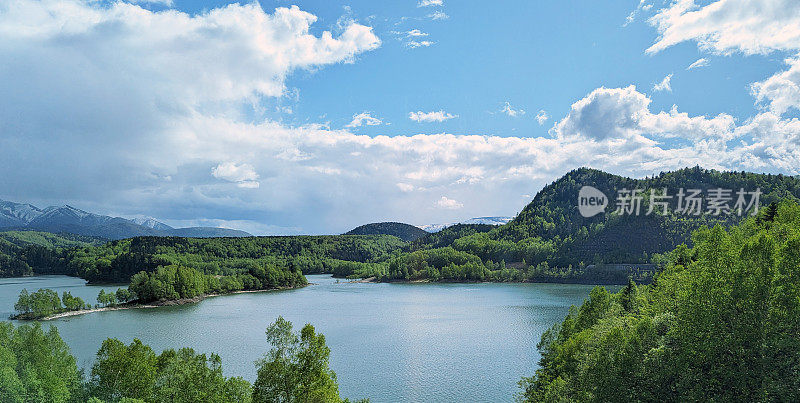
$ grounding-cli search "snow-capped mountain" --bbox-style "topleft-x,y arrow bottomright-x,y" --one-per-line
0,200 -> 43,227
130,216 -> 173,231
419,216 -> 513,233
0,199 -> 250,239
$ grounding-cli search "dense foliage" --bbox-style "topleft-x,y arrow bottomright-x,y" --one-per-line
0,322 -> 82,402
0,318 -> 363,403
0,231 -> 100,277
65,235 -> 404,283
129,264 -> 306,303
519,199 -> 800,401
12,289 -> 94,319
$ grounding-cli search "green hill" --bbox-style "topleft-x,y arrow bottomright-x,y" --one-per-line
344,222 -> 428,242
0,230 -> 102,277
335,167 -> 800,284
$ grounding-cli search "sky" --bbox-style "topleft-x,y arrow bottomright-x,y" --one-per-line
1,0 -> 800,234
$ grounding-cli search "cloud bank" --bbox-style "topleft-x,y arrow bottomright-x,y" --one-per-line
1,0 -> 800,235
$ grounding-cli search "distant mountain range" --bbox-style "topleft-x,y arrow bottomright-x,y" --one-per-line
0,199 -> 251,240
419,216 -> 513,233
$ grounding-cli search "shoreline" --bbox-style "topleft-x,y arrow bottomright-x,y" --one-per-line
11,284 -> 308,321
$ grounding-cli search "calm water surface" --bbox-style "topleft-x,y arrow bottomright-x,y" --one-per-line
0,274 -> 601,402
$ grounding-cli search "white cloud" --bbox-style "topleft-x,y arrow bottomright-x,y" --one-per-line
212,162 -> 260,188
418,0 -> 444,7
406,40 -> 435,48
686,58 -> 710,70
5,0 -> 800,235
409,110 -> 458,122
406,29 -> 429,37
501,102 -> 526,117
428,11 -> 449,20
128,0 -> 174,6
346,112 -> 383,127
397,183 -> 415,192
0,1 -> 380,104
623,0 -> 651,27
653,74 -> 673,92
536,110 -> 549,125
647,0 -> 800,115
437,196 -> 463,209
647,0 -> 800,55
751,55 -> 800,115
555,86 -> 736,143
392,29 -> 433,49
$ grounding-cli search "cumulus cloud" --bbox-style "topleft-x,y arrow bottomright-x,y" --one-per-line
647,0 -> 800,55
653,74 -> 673,92
686,58 -> 710,70
346,112 -> 383,127
4,0 -> 800,235
501,102 -> 526,117
751,55 -> 800,115
437,196 -> 463,209
555,86 -> 736,144
409,110 -> 458,122
536,110 -> 549,125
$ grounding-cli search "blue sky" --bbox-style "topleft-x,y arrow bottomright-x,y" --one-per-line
1,0 -> 799,234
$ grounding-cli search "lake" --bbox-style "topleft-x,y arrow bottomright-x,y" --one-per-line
0,275 -> 601,402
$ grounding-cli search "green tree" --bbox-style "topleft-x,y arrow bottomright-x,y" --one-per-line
152,348 -> 251,402
115,288 -> 134,304
62,291 -> 87,311
252,317 -> 343,403
90,338 -> 158,401
0,322 -> 82,402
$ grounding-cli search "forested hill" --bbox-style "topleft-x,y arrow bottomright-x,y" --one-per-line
492,167 -> 800,266
0,231 -> 103,277
344,222 -> 428,242
337,167 -> 800,283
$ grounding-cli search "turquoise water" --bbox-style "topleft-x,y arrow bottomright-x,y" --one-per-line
0,275 -> 600,402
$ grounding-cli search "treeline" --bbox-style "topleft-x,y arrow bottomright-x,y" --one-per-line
336,246 -> 654,284
129,264 -> 306,303
519,199 -> 800,401
0,317 -> 367,402
0,231 -> 100,277
64,235 -> 405,283
12,287 -> 136,320
12,264 -> 306,319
